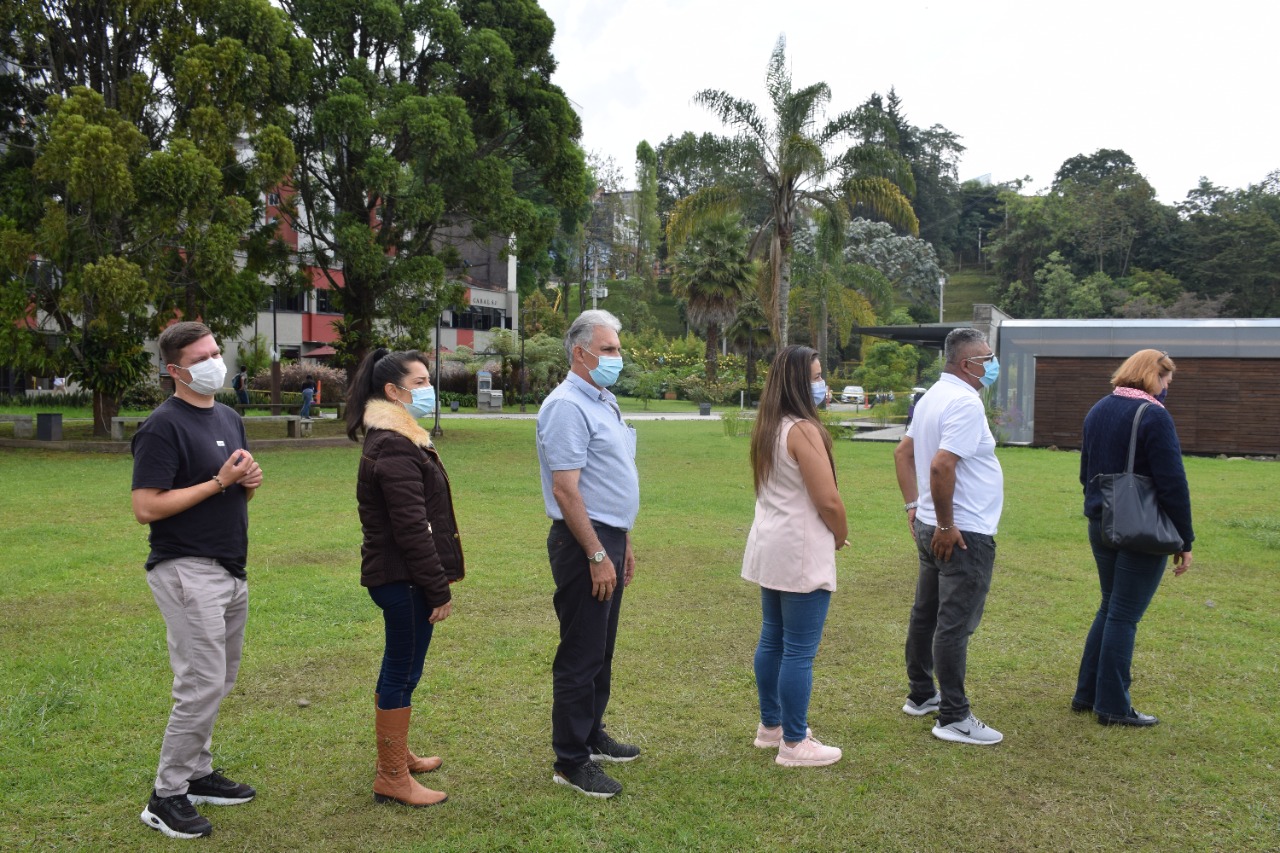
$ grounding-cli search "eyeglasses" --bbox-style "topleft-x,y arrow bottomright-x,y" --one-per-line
965,354 -> 996,363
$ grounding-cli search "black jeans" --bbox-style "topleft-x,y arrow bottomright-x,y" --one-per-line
549,520 -> 627,772
905,521 -> 996,725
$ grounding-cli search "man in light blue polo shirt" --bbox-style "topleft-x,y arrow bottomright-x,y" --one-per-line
537,309 -> 641,799
893,327 -> 1005,746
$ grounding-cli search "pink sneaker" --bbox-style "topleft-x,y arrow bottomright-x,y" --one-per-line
753,724 -> 811,748
776,735 -> 842,767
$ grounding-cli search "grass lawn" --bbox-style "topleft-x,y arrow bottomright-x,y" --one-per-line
1,422 -> 1276,851
944,269 -> 1000,322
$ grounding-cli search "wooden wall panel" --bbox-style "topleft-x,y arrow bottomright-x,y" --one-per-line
1032,358 -> 1280,455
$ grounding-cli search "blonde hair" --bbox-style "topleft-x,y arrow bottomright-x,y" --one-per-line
1111,349 -> 1175,395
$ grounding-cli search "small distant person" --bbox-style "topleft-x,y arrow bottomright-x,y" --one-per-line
893,328 -> 1004,746
1073,349 -> 1193,727
537,309 -> 641,799
346,348 -> 461,807
300,374 -> 316,419
742,346 -> 849,768
232,366 -> 249,406
131,321 -> 263,839
53,375 -> 67,393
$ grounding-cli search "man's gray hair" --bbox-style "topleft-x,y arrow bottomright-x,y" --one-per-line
564,309 -> 622,362
943,327 -> 987,365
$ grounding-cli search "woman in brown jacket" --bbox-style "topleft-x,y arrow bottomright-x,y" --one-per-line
345,349 -> 464,807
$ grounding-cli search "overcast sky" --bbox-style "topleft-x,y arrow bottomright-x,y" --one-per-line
537,0 -> 1278,204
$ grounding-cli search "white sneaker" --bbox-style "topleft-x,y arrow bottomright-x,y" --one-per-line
776,735 -> 842,767
753,724 -> 811,748
932,713 -> 1003,745
902,692 -> 941,716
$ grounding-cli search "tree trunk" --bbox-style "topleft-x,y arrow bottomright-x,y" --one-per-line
705,324 -> 719,385
818,300 -> 829,370
92,390 -> 118,439
775,231 -> 792,348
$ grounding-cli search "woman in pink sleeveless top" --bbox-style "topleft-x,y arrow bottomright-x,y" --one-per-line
742,346 -> 849,767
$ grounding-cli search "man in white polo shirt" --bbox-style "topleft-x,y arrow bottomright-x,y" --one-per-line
893,327 -> 1005,745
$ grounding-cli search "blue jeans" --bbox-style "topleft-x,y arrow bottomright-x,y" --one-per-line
905,521 -> 996,725
300,388 -> 314,418
368,582 -> 435,710
754,587 -> 832,743
1074,519 -> 1167,717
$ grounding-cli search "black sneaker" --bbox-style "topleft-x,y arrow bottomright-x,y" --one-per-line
186,769 -> 256,805
553,761 -> 623,799
589,730 -> 640,763
140,791 -> 213,839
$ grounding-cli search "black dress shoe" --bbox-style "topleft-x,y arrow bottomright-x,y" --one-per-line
1096,709 -> 1159,727
1070,699 -> 1092,713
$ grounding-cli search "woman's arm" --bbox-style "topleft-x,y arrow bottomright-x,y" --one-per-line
788,420 -> 849,546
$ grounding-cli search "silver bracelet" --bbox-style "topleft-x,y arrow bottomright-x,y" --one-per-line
904,501 -> 918,511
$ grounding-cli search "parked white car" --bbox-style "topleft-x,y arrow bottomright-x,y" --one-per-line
839,385 -> 865,404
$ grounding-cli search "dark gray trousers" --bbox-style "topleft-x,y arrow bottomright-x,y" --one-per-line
905,521 -> 995,725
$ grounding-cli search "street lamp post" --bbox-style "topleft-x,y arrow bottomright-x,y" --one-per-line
432,305 -> 444,437
270,284 -> 281,415
938,274 -> 946,323
518,309 -> 534,413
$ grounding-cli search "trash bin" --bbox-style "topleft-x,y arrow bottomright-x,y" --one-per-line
698,403 -> 712,416
488,390 -> 503,409
36,412 -> 63,441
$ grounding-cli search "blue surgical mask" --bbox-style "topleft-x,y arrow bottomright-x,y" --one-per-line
811,380 -> 827,406
967,356 -> 1000,388
1154,388 -> 1168,404
585,349 -> 623,387
397,385 -> 436,417
980,357 -> 1000,387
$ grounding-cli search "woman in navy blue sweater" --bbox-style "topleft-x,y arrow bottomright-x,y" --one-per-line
1073,349 -> 1194,727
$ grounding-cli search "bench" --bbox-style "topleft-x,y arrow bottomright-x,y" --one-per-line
111,416 -> 149,440
112,414 -> 310,439
236,403 -> 302,415
235,402 -> 343,418
242,415 -> 310,438
0,414 -> 34,439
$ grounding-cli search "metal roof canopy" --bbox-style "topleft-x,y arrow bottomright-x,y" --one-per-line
849,323 -> 972,347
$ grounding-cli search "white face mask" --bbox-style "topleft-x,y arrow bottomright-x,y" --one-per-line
175,357 -> 227,396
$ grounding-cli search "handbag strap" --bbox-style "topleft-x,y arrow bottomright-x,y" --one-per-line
1125,402 -> 1150,474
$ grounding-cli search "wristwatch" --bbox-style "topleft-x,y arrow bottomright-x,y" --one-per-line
589,550 -> 607,564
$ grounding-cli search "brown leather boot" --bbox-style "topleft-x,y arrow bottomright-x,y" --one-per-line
376,694 -> 442,773
373,706 -> 447,807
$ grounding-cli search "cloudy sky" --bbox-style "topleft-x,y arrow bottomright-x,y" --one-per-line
537,0 -> 1278,204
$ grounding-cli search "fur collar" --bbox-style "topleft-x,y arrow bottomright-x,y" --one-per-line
364,399 -> 434,448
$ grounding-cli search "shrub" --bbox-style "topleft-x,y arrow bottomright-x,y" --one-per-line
249,363 -> 348,400
121,377 -> 167,410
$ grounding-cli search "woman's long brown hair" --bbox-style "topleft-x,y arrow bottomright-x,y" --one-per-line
749,345 -> 835,494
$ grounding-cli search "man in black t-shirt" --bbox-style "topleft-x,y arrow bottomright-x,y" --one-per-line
132,321 -> 264,840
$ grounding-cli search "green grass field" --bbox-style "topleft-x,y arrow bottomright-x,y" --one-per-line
1,421 -> 1276,851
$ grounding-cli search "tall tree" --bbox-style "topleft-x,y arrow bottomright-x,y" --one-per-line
0,0 -> 301,434
670,213 -> 755,383
681,35 -> 918,346
282,0 -> 588,369
634,141 -> 661,281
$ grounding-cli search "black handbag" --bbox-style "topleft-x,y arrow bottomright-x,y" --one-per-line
1092,402 -> 1184,555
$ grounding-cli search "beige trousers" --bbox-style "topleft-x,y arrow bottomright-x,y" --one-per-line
147,557 -> 248,797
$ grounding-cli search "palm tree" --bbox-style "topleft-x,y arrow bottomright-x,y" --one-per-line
679,35 -> 919,346
671,214 -> 757,384
726,290 -> 772,393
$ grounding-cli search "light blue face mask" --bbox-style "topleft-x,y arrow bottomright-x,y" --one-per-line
585,349 -> 623,387
968,356 -> 1000,388
811,380 -> 828,406
397,385 -> 436,417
